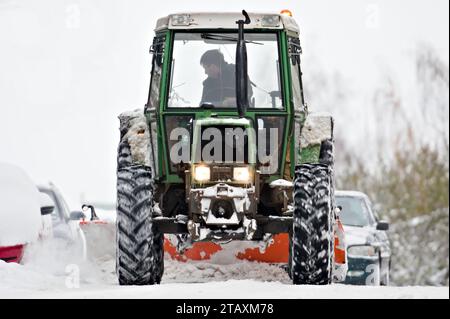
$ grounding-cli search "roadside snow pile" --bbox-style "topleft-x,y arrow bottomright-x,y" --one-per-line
390,208 -> 449,286
0,240 -> 290,293
0,236 -> 117,293
0,163 -> 41,246
0,259 -> 63,292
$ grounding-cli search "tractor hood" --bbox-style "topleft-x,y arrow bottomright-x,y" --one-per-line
195,117 -> 252,128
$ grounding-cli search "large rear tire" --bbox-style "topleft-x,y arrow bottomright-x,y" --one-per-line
291,164 -> 334,285
116,141 -> 164,285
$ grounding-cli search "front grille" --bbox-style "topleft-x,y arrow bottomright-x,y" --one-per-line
200,125 -> 249,164
210,166 -> 233,182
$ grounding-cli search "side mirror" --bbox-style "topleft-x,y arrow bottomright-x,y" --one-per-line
39,192 -> 55,216
70,211 -> 86,221
376,221 -> 389,231
41,206 -> 54,216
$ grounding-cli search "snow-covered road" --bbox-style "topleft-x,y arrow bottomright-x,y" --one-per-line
0,246 -> 448,299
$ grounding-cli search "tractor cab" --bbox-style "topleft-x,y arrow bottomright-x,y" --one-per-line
144,11 -> 304,185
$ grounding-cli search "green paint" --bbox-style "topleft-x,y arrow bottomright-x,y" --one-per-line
157,31 -> 172,179
278,31 -> 292,179
299,144 -> 321,164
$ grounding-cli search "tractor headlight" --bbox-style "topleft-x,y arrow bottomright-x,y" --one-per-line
261,15 -> 280,27
233,166 -> 251,183
347,245 -> 377,257
193,165 -> 210,182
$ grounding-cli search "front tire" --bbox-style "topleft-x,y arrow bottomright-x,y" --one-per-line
291,164 -> 334,285
116,142 -> 164,285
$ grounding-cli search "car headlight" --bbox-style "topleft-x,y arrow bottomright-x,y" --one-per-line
233,167 -> 251,183
347,245 -> 377,257
193,165 -> 210,182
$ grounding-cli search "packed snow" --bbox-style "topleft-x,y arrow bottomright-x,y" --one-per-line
0,234 -> 448,299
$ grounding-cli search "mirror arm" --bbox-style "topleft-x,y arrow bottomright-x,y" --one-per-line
235,10 -> 251,117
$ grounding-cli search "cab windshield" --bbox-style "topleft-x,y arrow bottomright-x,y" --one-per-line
168,32 -> 283,109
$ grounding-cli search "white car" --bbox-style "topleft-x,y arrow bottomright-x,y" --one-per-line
0,163 -> 54,263
37,183 -> 87,260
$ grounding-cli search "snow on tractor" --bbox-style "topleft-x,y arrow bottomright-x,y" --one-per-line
116,10 -> 347,285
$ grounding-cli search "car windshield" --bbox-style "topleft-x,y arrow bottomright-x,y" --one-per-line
168,32 -> 283,109
336,196 -> 373,227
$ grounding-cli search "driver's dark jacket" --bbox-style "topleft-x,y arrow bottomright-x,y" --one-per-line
200,63 -> 253,106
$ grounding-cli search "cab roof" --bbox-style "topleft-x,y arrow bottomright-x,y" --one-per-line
155,12 -> 300,35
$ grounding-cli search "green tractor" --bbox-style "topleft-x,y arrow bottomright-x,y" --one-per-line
116,10 -> 347,285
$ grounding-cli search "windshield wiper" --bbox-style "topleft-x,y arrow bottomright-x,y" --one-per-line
201,33 -> 263,45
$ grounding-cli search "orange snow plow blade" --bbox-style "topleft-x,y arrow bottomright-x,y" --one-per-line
236,234 -> 289,263
165,224 -> 347,265
164,233 -> 290,263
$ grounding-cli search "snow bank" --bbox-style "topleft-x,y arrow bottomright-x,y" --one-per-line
0,238 -> 115,295
1,256 -> 448,299
0,231 -> 448,298
0,163 -> 41,246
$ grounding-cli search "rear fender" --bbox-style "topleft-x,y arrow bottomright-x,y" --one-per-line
297,112 -> 334,165
118,109 -> 153,170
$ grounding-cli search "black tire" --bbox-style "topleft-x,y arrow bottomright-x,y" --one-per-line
117,140 -> 132,169
287,232 -> 293,280
319,139 -> 334,166
291,163 -> 334,285
152,229 -> 164,284
116,141 -> 164,285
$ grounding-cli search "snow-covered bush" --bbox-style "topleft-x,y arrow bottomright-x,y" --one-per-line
390,209 -> 449,286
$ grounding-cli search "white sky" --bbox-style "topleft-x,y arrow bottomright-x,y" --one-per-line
0,0 -> 448,207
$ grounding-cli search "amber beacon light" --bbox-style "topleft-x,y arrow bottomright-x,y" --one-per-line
280,9 -> 293,17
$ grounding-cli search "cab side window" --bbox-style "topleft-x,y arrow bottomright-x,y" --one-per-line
288,37 -> 305,111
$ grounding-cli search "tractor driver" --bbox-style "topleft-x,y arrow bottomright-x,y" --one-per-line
200,49 -> 253,107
